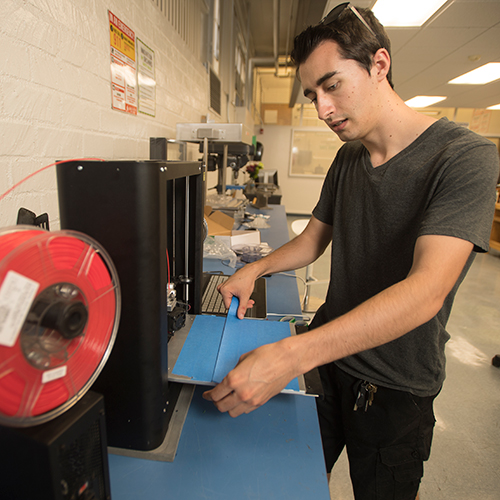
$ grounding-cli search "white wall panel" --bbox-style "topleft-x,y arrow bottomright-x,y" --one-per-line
0,0 -> 211,228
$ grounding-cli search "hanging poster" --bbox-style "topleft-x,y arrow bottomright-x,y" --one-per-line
137,39 -> 156,117
109,11 -> 137,115
470,109 -> 492,135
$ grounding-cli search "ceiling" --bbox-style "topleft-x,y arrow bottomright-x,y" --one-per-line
247,0 -> 500,109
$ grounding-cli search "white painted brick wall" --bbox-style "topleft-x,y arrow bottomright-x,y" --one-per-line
0,0 -> 211,229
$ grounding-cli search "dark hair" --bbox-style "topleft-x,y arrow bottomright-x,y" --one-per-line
291,7 -> 393,89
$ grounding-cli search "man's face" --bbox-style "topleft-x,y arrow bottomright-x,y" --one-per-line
299,40 -> 379,142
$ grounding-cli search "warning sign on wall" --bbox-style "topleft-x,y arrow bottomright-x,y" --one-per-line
109,11 -> 137,115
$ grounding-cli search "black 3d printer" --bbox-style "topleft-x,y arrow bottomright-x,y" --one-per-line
56,153 -> 205,456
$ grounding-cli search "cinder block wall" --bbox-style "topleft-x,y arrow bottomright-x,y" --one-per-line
0,0 -> 210,228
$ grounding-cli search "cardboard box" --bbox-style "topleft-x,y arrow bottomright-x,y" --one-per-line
204,207 -> 234,236
204,207 -> 260,248
216,230 -> 261,249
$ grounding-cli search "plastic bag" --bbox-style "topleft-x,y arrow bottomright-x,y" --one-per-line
232,243 -> 274,263
203,236 -> 237,268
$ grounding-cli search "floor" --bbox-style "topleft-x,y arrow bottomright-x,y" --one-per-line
286,215 -> 500,500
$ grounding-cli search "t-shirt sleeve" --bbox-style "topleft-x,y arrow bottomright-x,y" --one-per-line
418,141 -> 499,253
312,163 -> 335,226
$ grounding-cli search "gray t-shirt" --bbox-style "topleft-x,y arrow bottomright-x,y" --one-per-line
311,118 -> 499,396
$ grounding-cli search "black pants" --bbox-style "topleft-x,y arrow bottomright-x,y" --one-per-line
316,363 -> 438,500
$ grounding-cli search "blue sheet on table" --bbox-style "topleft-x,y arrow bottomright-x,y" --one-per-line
172,298 -> 301,393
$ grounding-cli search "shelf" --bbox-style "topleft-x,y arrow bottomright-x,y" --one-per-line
489,240 -> 500,252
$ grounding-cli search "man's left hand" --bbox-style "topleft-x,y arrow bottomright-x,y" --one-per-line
202,339 -> 297,417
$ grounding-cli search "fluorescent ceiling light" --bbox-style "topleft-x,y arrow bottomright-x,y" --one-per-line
449,63 -> 500,85
405,96 -> 447,108
487,103 -> 500,110
372,0 -> 448,27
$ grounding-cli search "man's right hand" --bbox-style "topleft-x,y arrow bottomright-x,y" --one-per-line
218,264 -> 259,319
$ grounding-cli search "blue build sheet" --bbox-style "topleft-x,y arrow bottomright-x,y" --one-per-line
172,315 -> 226,384
172,298 -> 303,394
108,386 -> 330,500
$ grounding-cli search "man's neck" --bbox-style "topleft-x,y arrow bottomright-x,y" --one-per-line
361,93 -> 437,168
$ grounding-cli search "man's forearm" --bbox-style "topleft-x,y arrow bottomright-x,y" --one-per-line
238,216 -> 333,279
290,235 -> 474,375
219,216 -> 332,316
242,235 -> 320,279
289,271 -> 443,374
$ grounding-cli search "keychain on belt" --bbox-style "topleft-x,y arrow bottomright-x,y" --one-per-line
354,381 -> 378,412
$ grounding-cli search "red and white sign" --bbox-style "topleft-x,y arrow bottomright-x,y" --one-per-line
109,11 -> 137,115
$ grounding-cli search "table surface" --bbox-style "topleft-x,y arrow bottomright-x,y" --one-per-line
107,204 -> 330,499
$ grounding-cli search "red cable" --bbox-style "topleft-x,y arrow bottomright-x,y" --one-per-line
0,158 -> 105,203
166,248 -> 171,285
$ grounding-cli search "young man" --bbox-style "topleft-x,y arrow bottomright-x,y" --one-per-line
203,3 -> 499,498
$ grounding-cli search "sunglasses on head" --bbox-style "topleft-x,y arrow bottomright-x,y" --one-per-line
320,2 -> 379,43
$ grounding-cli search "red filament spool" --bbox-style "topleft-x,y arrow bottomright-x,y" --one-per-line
0,227 -> 120,427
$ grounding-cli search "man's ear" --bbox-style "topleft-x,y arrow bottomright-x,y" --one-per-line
371,48 -> 391,82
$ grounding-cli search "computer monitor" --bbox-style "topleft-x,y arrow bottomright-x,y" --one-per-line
257,169 -> 278,186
